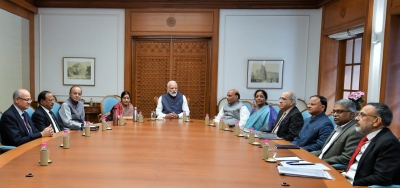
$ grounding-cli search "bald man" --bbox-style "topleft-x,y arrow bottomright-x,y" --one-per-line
216,89 -> 249,128
0,89 -> 53,146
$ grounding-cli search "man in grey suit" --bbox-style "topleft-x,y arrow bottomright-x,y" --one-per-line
313,99 -> 363,165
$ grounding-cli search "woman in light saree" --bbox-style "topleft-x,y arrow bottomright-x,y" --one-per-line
245,90 -> 277,131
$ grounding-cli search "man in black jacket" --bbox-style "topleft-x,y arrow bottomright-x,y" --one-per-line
32,90 -> 64,132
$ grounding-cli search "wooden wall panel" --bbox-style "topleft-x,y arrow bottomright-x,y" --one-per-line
381,15 -> 400,137
318,36 -> 339,114
322,0 -> 367,35
130,12 -> 214,33
392,0 -> 400,8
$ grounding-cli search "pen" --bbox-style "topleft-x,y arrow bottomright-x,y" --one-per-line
288,162 -> 315,165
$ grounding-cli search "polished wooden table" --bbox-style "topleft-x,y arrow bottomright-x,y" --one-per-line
0,119 -> 354,188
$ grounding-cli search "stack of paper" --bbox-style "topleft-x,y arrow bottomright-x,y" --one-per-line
281,161 -> 331,170
277,166 -> 333,179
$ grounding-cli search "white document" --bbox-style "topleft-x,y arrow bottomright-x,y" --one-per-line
277,166 -> 333,179
274,156 -> 302,161
281,161 -> 331,170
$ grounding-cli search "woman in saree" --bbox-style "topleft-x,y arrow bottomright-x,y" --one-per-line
101,91 -> 134,121
244,89 -> 277,131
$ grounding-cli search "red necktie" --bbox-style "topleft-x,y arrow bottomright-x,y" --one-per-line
346,136 -> 368,171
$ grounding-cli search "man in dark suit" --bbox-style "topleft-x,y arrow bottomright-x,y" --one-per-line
271,91 -> 304,141
0,89 -> 53,147
313,99 -> 363,165
32,90 -> 64,132
342,103 -> 400,186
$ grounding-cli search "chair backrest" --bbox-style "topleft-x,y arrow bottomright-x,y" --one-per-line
270,104 -> 280,113
241,100 -> 254,112
25,106 -> 35,118
153,96 -> 159,107
100,95 -> 121,115
217,97 -> 228,111
327,115 -> 336,127
297,98 -> 308,112
301,111 -> 311,120
51,103 -> 61,121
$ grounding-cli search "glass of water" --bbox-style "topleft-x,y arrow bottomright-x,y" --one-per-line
150,111 -> 156,121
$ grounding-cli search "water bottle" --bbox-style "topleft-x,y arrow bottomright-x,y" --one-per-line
84,121 -> 91,137
63,130 -> 70,149
234,121 -> 240,136
262,140 -> 270,160
119,116 -> 125,126
183,110 -> 187,121
205,114 -> 209,126
101,120 -> 107,131
90,98 -> 93,106
112,108 -> 118,126
219,117 -> 224,130
133,107 -> 138,122
138,111 -> 144,123
248,128 -> 255,144
40,142 -> 49,166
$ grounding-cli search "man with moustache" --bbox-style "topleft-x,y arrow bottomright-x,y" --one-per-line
156,80 -> 190,119
0,89 -> 53,146
292,95 -> 333,152
59,86 -> 85,130
216,89 -> 249,128
312,99 -> 363,166
342,103 -> 400,186
270,91 -> 304,141
32,90 -> 64,132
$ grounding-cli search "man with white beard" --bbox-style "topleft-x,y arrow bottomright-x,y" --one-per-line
156,80 -> 190,119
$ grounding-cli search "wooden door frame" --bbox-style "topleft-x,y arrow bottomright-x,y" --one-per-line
124,9 -> 219,118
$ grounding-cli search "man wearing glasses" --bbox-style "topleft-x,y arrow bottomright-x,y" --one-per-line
312,99 -> 363,167
342,103 -> 400,186
292,95 -> 333,152
0,89 -> 54,146
271,91 -> 304,141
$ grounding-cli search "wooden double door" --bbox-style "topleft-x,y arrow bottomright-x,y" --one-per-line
132,38 -> 211,119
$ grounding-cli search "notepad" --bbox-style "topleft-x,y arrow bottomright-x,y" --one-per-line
275,144 -> 300,149
277,166 -> 333,179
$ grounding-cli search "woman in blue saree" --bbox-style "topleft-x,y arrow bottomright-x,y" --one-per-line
245,90 -> 277,132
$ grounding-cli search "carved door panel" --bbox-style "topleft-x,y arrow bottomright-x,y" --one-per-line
133,39 -> 209,119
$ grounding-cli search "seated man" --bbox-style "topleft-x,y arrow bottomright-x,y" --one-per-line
216,89 -> 249,128
292,95 -> 333,152
270,91 -> 304,141
313,99 -> 363,165
156,80 -> 190,119
32,90 -> 64,132
59,86 -> 85,130
0,89 -> 53,146
342,103 -> 400,186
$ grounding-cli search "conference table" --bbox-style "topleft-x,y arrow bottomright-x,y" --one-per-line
0,119 -> 355,188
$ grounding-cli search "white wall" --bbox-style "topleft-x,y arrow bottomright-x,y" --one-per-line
35,8 -> 124,103
0,9 -> 29,112
218,9 -> 322,104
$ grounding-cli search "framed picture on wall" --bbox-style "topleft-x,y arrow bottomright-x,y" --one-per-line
63,57 -> 95,86
247,60 -> 284,89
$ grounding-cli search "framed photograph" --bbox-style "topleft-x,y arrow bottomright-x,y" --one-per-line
63,57 -> 95,86
247,60 -> 284,89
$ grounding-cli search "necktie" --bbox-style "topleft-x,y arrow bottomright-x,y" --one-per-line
22,113 -> 33,135
49,111 -> 60,133
346,136 -> 368,172
272,112 -> 286,133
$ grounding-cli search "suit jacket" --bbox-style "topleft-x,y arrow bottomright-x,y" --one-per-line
0,105 -> 42,146
353,128 -> 400,186
313,120 -> 363,165
275,106 -> 304,141
32,105 -> 64,132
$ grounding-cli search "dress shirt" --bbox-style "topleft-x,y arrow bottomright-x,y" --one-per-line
318,120 -> 351,159
156,95 -> 190,118
13,104 -> 31,134
343,129 -> 382,184
40,105 -> 60,133
216,105 -> 249,128
272,107 -> 294,133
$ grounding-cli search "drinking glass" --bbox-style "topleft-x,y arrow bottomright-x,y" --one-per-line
269,146 -> 277,159
151,111 -> 156,121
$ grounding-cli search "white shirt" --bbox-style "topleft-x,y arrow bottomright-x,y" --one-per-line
318,120 -> 352,159
40,105 -> 60,133
156,95 -> 190,118
342,129 -> 382,184
216,105 -> 250,128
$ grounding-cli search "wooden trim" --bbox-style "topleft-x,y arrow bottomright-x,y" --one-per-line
0,0 -> 30,19
335,40 -> 347,99
9,0 -> 38,13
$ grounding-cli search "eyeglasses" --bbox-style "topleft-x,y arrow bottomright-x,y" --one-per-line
331,110 -> 351,115
357,112 -> 378,119
279,97 -> 291,101
18,97 -> 32,102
